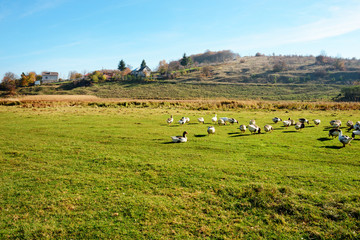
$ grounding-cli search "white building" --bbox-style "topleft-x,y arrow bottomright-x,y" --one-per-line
42,72 -> 59,83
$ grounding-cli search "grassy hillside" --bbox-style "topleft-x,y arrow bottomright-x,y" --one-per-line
1,105 -> 360,238
8,55 -> 360,101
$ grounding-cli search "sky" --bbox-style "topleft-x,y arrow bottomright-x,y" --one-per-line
1,0 -> 360,79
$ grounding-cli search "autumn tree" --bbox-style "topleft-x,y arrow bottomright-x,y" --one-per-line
157,60 -> 168,74
118,59 -> 126,71
19,72 -> 36,87
1,72 -> 17,95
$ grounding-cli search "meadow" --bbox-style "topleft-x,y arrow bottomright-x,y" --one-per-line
0,104 -> 359,239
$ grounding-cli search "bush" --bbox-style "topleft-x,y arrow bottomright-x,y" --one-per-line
273,61 -> 287,72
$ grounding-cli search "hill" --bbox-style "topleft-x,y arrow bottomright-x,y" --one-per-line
9,54 -> 360,101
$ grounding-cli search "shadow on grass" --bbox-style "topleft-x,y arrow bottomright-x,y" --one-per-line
317,137 -> 332,142
194,134 -> 207,137
230,134 -> 251,137
322,145 -> 343,149
228,132 -> 241,135
283,130 -> 297,133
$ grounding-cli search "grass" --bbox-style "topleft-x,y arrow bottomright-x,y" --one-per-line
0,105 -> 360,239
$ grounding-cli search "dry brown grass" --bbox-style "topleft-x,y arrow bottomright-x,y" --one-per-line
1,95 -> 360,111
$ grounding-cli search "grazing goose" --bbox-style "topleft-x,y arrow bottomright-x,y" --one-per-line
330,120 -> 341,128
329,128 -> 341,138
167,115 -> 173,125
207,126 -> 215,135
178,117 -> 186,125
294,122 -> 305,131
313,119 -> 321,126
249,119 -> 256,125
228,118 -> 239,124
299,118 -> 309,124
211,114 -> 217,123
171,131 -> 188,143
248,124 -> 261,134
338,130 -> 353,147
352,130 -> 360,139
239,124 -> 247,133
287,118 -> 295,125
272,117 -> 282,124
264,125 -> 273,133
184,117 -> 190,123
198,117 -> 205,124
218,119 -> 226,125
353,121 -> 360,130
283,120 -> 291,128
346,120 -> 354,128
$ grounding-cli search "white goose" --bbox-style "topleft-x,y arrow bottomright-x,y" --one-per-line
330,120 -> 341,128
346,120 -> 354,128
211,114 -> 217,123
239,124 -> 246,133
218,119 -> 226,125
294,122 -> 305,131
198,117 -> 205,124
207,126 -> 215,135
313,119 -> 321,126
167,115 -> 173,125
178,117 -> 186,125
249,119 -> 256,125
264,125 -> 273,133
171,131 -> 188,143
352,130 -> 360,139
338,130 -> 353,147
228,118 -> 238,124
283,120 -> 291,128
248,124 -> 261,134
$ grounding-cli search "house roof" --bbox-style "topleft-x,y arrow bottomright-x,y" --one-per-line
42,72 -> 59,76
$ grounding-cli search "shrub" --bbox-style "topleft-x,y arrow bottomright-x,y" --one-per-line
273,61 -> 287,72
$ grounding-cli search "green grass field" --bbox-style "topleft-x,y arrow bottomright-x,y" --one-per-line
1,106 -> 359,239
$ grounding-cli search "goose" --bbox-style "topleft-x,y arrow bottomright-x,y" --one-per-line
352,121 -> 360,130
299,118 -> 309,124
346,120 -> 354,128
329,128 -> 341,138
330,120 -> 341,128
207,126 -> 215,135
264,125 -> 273,133
211,114 -> 217,123
294,122 -> 305,131
283,120 -> 291,128
178,118 -> 186,125
184,117 -> 190,123
198,117 -> 205,124
171,131 -> 188,143
239,124 -> 246,133
338,130 -> 353,147
248,124 -> 261,134
228,118 -> 238,124
313,119 -> 321,126
287,118 -> 296,125
167,115 -> 173,125
352,130 -> 360,139
272,117 -> 282,124
249,119 -> 256,125
218,119 -> 226,125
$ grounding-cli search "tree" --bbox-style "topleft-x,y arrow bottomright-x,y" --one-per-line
141,59 -> 147,68
19,72 -> 36,87
180,53 -> 193,68
1,72 -> 17,95
118,59 -> 126,71
157,60 -> 168,74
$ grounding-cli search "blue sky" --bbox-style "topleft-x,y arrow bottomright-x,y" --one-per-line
1,0 -> 360,79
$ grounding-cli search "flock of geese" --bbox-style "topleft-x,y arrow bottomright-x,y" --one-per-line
168,114 -> 360,147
